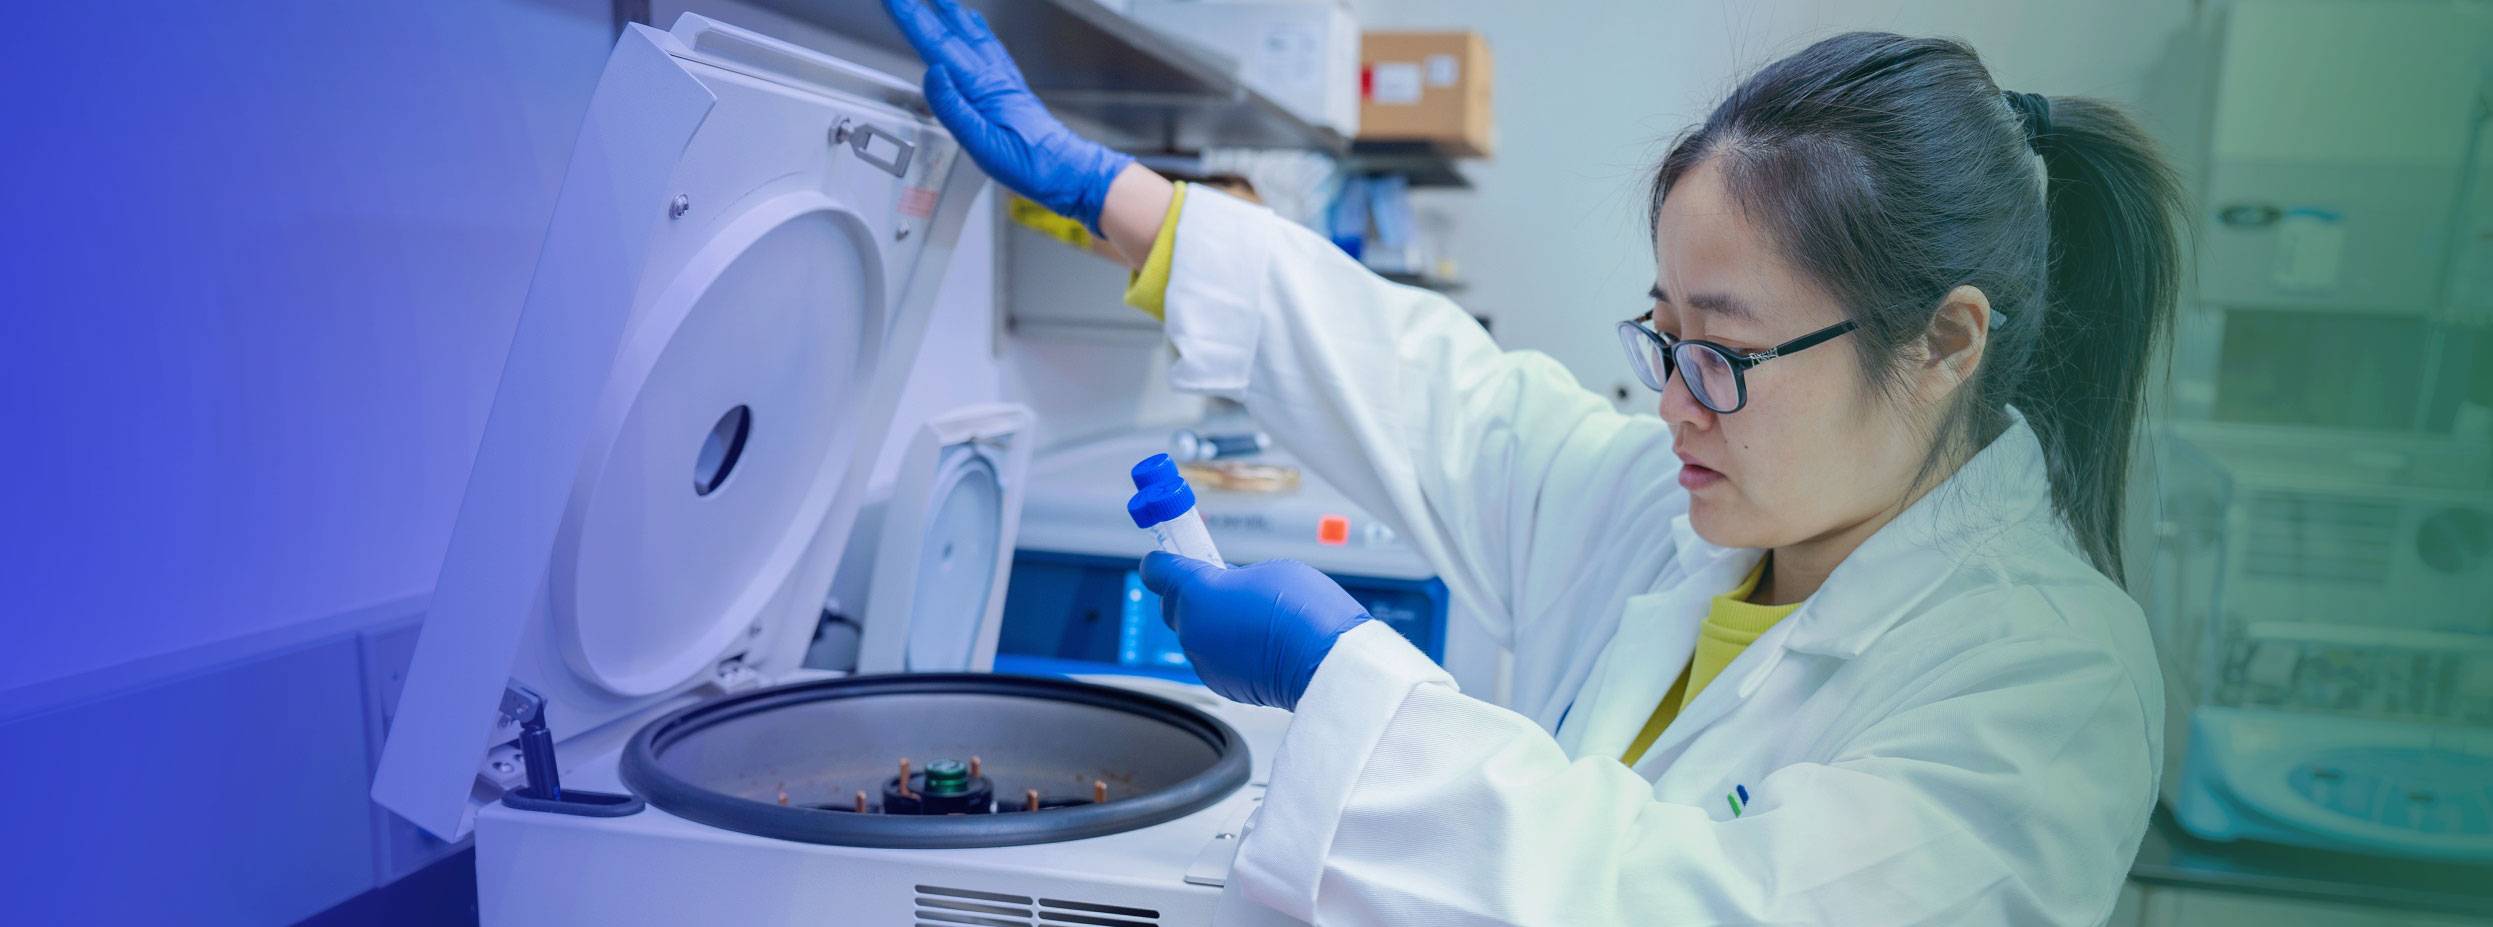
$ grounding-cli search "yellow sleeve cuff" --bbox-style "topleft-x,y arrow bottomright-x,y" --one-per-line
1006,195 -> 1096,251
1121,181 -> 1188,322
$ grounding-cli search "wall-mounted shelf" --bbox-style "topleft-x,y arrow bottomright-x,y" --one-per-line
1348,140 -> 1473,190
751,0 -> 1345,154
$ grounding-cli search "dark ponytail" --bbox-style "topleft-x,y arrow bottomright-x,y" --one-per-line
1651,33 -> 2184,581
2018,97 -> 2184,582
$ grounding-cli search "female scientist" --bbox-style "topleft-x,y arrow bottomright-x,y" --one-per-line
888,2 -> 2178,923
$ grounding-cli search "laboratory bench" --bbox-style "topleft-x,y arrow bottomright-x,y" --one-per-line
306,806 -> 2493,926
2127,805 -> 2493,921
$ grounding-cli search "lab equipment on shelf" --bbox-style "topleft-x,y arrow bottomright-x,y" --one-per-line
1170,427 -> 1270,463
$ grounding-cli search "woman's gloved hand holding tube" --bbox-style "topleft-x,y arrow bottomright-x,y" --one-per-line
1142,554 -> 1371,712
882,0 -> 1135,235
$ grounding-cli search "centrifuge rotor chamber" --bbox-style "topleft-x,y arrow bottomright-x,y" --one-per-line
620,673 -> 1251,848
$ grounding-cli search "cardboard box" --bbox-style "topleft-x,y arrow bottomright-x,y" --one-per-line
1129,1 -> 1362,138
1359,31 -> 1493,157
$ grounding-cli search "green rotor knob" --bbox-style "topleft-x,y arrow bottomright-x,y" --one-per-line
922,759 -> 971,796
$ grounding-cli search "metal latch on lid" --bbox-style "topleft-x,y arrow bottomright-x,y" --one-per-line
832,118 -> 914,178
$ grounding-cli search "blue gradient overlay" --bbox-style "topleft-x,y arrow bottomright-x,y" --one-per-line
2,2 -> 616,922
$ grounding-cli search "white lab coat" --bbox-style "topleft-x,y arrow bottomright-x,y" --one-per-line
1160,189 -> 2165,926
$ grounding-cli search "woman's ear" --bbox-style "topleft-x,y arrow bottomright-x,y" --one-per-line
1917,285 -> 1993,400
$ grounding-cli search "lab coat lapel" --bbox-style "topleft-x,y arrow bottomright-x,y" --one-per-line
1626,414 -> 2059,770
1556,518 -> 1760,761
1624,610 -> 1803,774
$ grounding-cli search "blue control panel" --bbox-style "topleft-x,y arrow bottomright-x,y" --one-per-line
995,549 -> 1450,683
1116,570 -> 1189,672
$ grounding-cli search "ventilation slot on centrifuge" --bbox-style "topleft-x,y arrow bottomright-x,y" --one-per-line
2239,491 -> 2398,585
912,885 -> 1160,927
1036,897 -> 1161,926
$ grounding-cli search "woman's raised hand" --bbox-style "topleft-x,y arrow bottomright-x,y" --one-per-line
882,0 -> 1134,232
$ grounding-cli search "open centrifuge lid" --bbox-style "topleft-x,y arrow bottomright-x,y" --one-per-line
855,404 -> 1035,674
373,14 -> 985,841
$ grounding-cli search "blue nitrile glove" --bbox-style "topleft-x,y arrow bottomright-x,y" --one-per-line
1141,553 -> 1372,711
883,0 -> 1134,232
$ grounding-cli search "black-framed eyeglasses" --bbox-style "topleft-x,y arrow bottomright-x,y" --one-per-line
1615,316 -> 1860,414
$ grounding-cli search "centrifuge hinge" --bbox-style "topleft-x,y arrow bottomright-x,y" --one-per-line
492,683 -> 645,820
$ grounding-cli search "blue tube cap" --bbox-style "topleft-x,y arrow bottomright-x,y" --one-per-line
1128,455 -> 1197,528
1131,453 -> 1182,491
1128,483 -> 1197,529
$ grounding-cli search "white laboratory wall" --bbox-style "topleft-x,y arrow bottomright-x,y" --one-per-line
0,0 -> 614,694
1,3 -> 616,920
0,2 -> 1006,922
1355,0 -> 2203,404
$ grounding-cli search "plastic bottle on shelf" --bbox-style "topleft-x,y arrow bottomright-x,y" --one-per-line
1127,454 -> 1227,569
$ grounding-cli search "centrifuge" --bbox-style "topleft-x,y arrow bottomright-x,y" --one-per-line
371,16 -> 1299,925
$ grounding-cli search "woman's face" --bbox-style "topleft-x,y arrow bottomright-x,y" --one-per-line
1648,157 -> 1934,551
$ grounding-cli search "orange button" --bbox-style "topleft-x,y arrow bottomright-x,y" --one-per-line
1317,514 -> 1351,546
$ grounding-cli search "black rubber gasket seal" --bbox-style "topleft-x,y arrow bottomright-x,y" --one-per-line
620,672 -> 1250,848
501,786 -> 645,818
